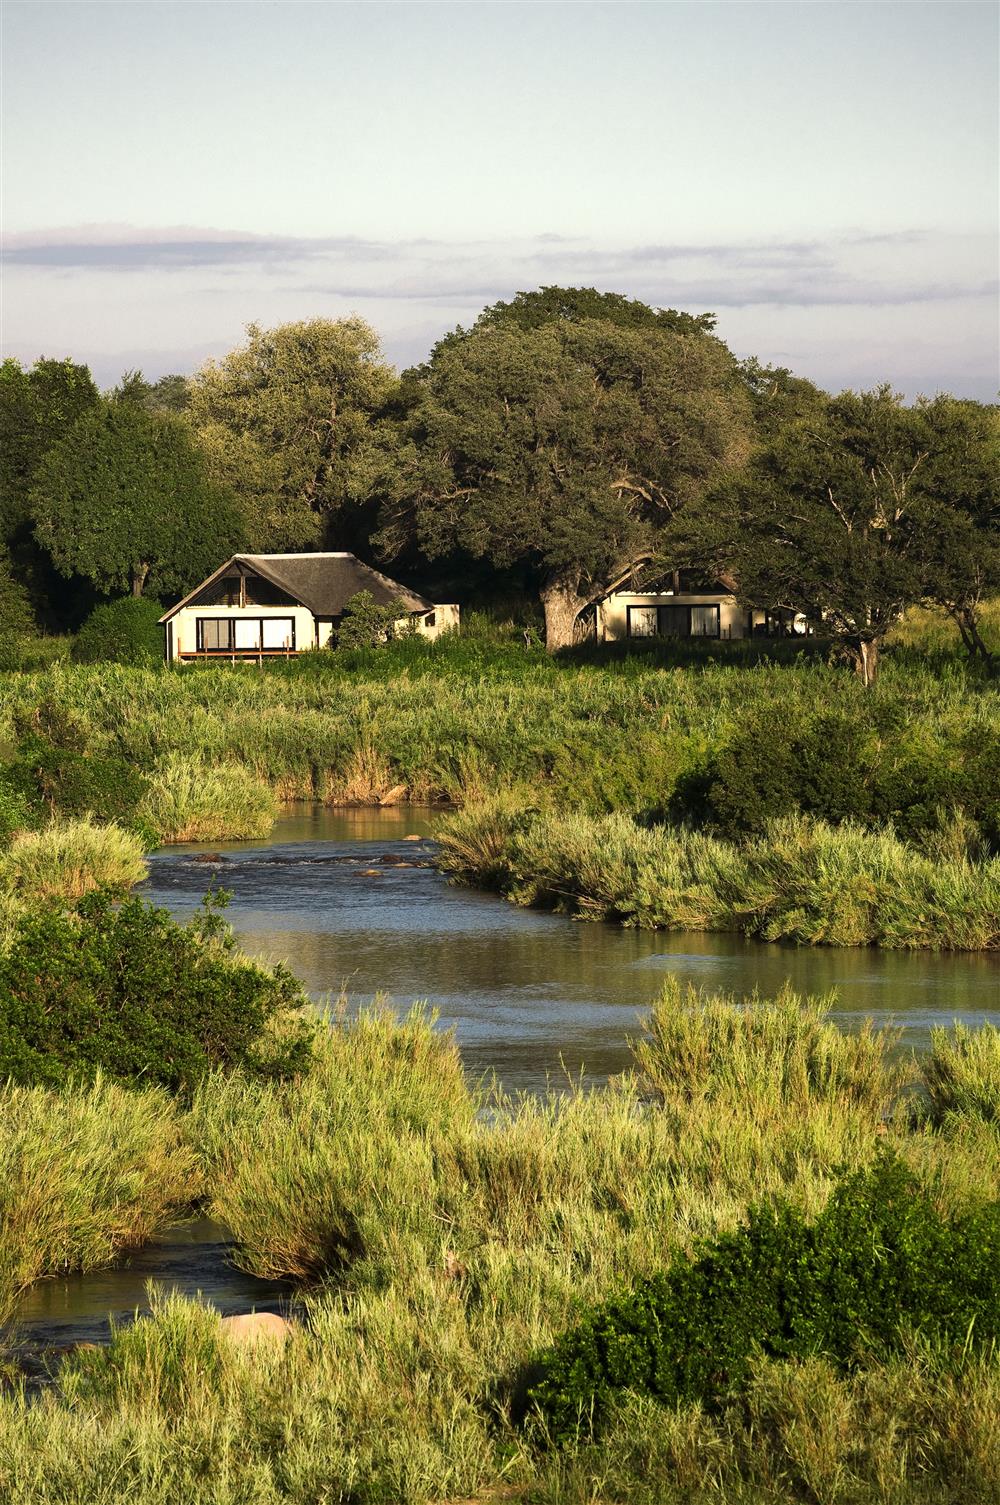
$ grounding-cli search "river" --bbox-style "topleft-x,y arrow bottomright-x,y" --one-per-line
9,805 -> 998,1357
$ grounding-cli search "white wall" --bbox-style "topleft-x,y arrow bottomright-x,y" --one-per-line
597,592 -> 748,643
167,604 -> 318,660
165,601 -> 461,659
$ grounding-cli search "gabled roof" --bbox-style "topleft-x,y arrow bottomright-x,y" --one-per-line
159,553 -> 434,624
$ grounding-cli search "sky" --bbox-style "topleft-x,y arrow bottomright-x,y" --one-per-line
3,1 -> 998,398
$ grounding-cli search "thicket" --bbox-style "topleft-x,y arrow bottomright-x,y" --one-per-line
0,891 -> 312,1093
524,1154 -> 1000,1444
72,597 -> 165,668
1,988 -> 999,1503
436,803 -> 1000,949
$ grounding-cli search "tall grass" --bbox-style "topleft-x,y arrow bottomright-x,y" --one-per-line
141,755 -> 278,843
922,1022 -> 1000,1125
0,817 -> 147,900
0,1077 -> 197,1325
437,803 -> 1000,950
2,993 -> 1000,1501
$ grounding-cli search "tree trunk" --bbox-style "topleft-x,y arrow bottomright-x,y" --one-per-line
131,563 -> 150,598
953,605 -> 996,674
851,637 -> 880,686
539,574 -> 590,652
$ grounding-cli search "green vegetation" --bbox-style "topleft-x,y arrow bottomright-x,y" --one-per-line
141,755 -> 278,843
0,891 -> 311,1092
0,1077 -> 195,1324
437,803 -> 1000,949
526,1154 -> 1000,1443
0,817 -> 147,902
73,596 -> 165,667
1,988 -> 999,1503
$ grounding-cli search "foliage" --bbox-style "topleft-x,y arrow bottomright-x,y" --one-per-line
0,357 -> 100,540
0,551 -> 38,667
466,284 -> 718,338
0,818 -> 147,901
6,697 -> 150,828
0,1076 -> 195,1323
922,1023 -> 1000,1126
437,803 -> 1000,949
188,317 -> 399,551
335,588 -> 406,649
30,400 -> 245,598
109,369 -> 190,414
675,388 -> 999,684
0,890 -> 312,1093
525,1154 -> 1000,1443
382,313 -> 751,648
141,755 -> 277,843
73,596 -> 165,667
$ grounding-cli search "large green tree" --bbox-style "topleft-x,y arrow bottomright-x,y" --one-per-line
674,386 -> 984,684
31,402 -> 244,598
188,318 -> 399,551
381,312 -> 751,648
0,358 -> 101,539
913,397 -> 1000,670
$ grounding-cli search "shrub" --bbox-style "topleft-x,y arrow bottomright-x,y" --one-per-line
0,816 -> 147,900
6,696 -> 149,827
73,596 -> 165,667
336,590 -> 407,650
0,890 -> 313,1093
0,1076 -> 196,1322
525,1154 -> 1000,1443
142,755 -> 278,843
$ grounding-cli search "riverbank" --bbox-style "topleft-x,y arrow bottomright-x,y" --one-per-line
2,989 -> 999,1504
437,802 -> 1000,951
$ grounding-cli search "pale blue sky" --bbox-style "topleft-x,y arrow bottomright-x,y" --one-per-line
3,2 -> 998,396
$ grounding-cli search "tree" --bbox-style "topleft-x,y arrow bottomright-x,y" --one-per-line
470,285 -> 717,338
674,387 -> 945,684
0,357 -> 100,539
913,397 -> 1000,670
110,370 -> 191,414
31,402 -> 244,598
188,318 -> 399,551
381,315 -> 751,649
736,357 -> 829,442
335,590 -> 406,649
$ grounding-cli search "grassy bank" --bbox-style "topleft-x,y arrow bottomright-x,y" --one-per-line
437,802 -> 1000,950
0,646 -> 996,833
2,990 -> 1000,1502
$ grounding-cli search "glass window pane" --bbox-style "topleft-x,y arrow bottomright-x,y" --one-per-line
690,606 -> 720,637
629,607 -> 658,638
200,619 -> 229,651
658,606 -> 689,637
261,618 -> 293,649
234,619 -> 261,649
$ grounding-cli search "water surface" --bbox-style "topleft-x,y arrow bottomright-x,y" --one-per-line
146,806 -> 1000,1095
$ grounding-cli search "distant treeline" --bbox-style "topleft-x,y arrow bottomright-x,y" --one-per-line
2,284 -> 997,672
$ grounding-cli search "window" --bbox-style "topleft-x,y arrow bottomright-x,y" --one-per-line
689,605 -> 720,638
198,619 -> 231,652
262,618 -> 293,649
196,616 -> 296,652
658,605 -> 689,637
628,606 -> 659,638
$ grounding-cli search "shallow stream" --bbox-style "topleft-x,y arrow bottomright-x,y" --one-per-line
9,805 -> 998,1358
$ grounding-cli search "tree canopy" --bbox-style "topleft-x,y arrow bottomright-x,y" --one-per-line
674,387 -> 999,683
0,358 -> 101,540
188,318 -> 399,551
30,401 -> 244,598
381,314 -> 751,648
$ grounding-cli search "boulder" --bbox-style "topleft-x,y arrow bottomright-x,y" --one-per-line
219,1312 -> 292,1349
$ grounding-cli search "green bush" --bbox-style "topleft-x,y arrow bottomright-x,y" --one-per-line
525,1154 -> 1000,1443
73,596 -> 165,667
336,590 -> 407,650
0,890 -> 313,1093
5,695 -> 149,828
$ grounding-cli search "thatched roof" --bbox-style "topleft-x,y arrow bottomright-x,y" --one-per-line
160,553 -> 434,623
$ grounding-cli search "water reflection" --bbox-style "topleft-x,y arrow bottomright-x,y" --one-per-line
146,807 -> 1000,1095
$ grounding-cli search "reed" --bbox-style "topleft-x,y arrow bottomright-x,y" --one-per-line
922,1022 -> 1000,1125
437,803 -> 1000,951
1,991 -> 999,1502
141,755 -> 278,843
0,817 -> 147,900
0,1077 -> 197,1325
